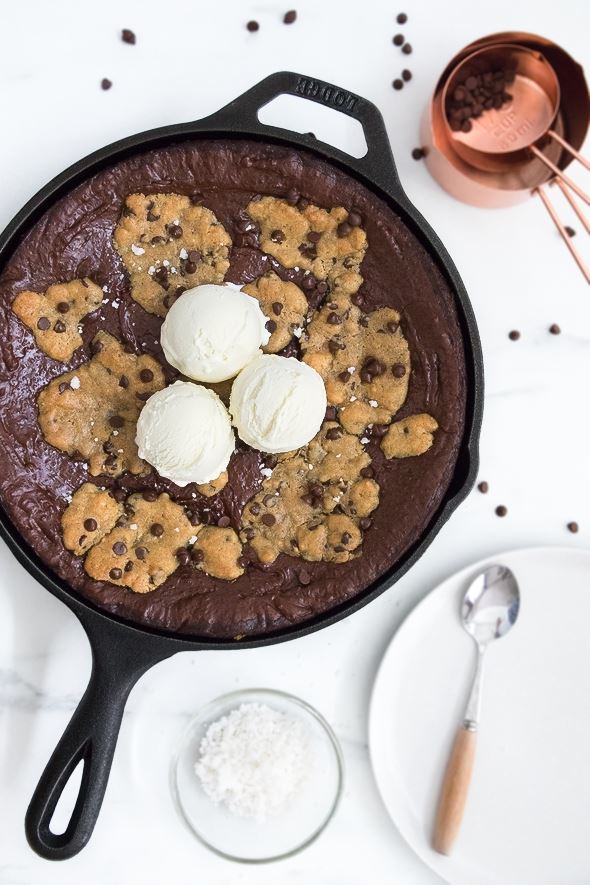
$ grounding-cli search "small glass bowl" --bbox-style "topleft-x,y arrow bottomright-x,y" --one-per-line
171,688 -> 344,863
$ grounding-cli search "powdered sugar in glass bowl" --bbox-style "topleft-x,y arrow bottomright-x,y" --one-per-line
171,689 -> 344,862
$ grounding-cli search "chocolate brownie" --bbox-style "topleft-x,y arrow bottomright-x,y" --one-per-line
0,139 -> 466,639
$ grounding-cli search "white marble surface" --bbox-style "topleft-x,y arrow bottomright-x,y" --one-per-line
0,0 -> 589,882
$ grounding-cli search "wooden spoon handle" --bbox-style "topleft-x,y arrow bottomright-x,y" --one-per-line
432,725 -> 477,855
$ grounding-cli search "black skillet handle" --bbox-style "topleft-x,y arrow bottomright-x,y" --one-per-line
25,615 -> 173,860
207,71 -> 403,195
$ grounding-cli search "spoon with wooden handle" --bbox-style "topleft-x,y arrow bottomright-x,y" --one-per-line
432,564 -> 520,855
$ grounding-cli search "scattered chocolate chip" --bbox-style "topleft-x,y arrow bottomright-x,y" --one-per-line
285,188 -> 299,205
348,210 -> 362,227
306,230 -> 320,244
325,406 -> 337,421
402,42 -> 412,54
337,221 -> 352,237
167,223 -> 183,239
333,545 -> 346,553
56,301 -> 70,314
283,9 -> 297,23
299,569 -> 311,585
124,560 -> 134,572
325,426 -> 342,441
265,319 -> 277,333
135,546 -> 147,560
412,147 -> 425,160
393,78 -> 404,91
112,487 -> 126,502
549,323 -> 561,335
109,568 -> 122,580
328,338 -> 344,355
270,228 -> 286,244
360,465 -> 375,478
175,548 -> 190,565
397,11 -> 407,23
567,521 -> 579,533
351,293 -> 364,307
393,33 -> 404,46
271,301 -> 283,316
261,513 -> 276,527
109,415 -> 124,428
121,29 -> 136,44
142,489 -> 158,502
359,517 -> 373,530
150,523 -> 164,537
460,119 -> 472,133
327,312 -> 342,325
189,512 -> 200,526
58,382 -> 70,394
495,505 -> 508,517
478,481 -> 489,494
246,19 -> 259,31
54,320 -> 66,333
37,317 -> 50,331
184,260 -> 198,274
112,541 -> 127,555
565,225 -> 576,238
188,250 -> 202,264
118,375 -> 129,390
508,330 -> 521,341
139,368 -> 154,383
191,548 -> 204,563
217,516 -> 231,527
402,69 -> 412,82
83,518 -> 98,532
341,532 -> 352,545
101,78 -> 112,90
302,273 -> 317,291
337,370 -> 349,383
392,362 -> 406,378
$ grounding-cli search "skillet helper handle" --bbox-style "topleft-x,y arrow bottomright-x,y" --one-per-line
432,725 -> 477,855
25,622 -> 171,860
208,71 -> 400,191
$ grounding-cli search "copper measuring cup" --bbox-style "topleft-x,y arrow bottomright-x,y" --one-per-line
442,44 -> 590,207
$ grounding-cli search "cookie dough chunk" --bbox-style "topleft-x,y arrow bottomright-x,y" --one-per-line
12,279 -> 103,362
246,197 -> 367,292
192,525 -> 244,580
61,483 -> 123,556
381,414 -> 439,459
84,492 -> 197,593
38,331 -> 165,477
242,272 -> 307,352
240,422 -> 376,565
196,471 -> 228,498
114,193 -> 232,317
303,302 -> 410,435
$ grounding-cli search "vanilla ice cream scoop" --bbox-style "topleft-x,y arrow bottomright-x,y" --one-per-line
230,354 -> 327,454
161,284 -> 270,383
136,381 -> 234,486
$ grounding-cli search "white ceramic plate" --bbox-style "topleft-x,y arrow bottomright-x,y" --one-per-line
369,547 -> 590,885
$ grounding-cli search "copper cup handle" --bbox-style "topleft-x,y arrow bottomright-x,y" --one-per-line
535,185 -> 590,284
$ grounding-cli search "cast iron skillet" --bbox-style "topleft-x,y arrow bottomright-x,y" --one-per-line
0,72 -> 483,860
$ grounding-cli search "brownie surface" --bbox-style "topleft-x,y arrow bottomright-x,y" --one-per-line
0,138 -> 467,638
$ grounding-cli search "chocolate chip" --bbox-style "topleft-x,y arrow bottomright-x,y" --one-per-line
243,527 -> 255,540
285,188 -> 299,205
360,466 -> 375,478
112,541 -> 127,555
191,548 -> 204,564
387,321 -> 399,333
397,11 -> 407,22
402,69 -> 412,82
57,301 -> 70,314
140,368 -> 154,383
327,312 -> 342,325
119,375 -> 129,389
341,532 -> 352,545
333,545 -> 346,553
402,42 -> 412,54
142,489 -> 158,502
266,319 -> 277,333
109,415 -> 124,428
325,406 -> 337,421
392,363 -> 406,378
359,517 -> 373,530
325,427 -> 342,441
153,266 -> 168,283
567,521 -> 579,533
121,29 -> 136,44
271,301 -> 283,316
460,119 -> 472,132
112,487 -> 127,502
176,548 -> 191,566
217,516 -> 231,528
495,505 -> 508,517
300,273 -> 316,291
250,503 -> 261,515
316,281 -> 329,295
270,228 -> 285,243
189,512 -> 200,526
149,523 -> 163,538
393,33 -> 404,45
549,323 -> 561,335
478,481 -> 489,494
337,221 -> 352,237
54,320 -> 66,333
338,370 -> 350,383
101,78 -> 112,90
124,560 -> 134,572
308,230 -> 321,243
393,79 -> 404,90
109,568 -> 122,580
412,147 -> 425,160
84,518 -> 98,532
37,317 -> 50,331
351,293 -> 364,307
246,19 -> 259,31
135,546 -> 147,560
137,391 -> 152,401
167,223 -> 183,239
187,250 -> 201,264
238,555 -> 249,568
261,513 -> 276,527
508,330 -> 521,341
58,382 -> 70,394
298,197 -> 309,210
283,9 -> 297,23
299,569 -> 311,586
328,338 -> 345,355
90,339 -> 103,354
365,358 -> 385,376
565,225 -> 576,238
348,211 -> 362,227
